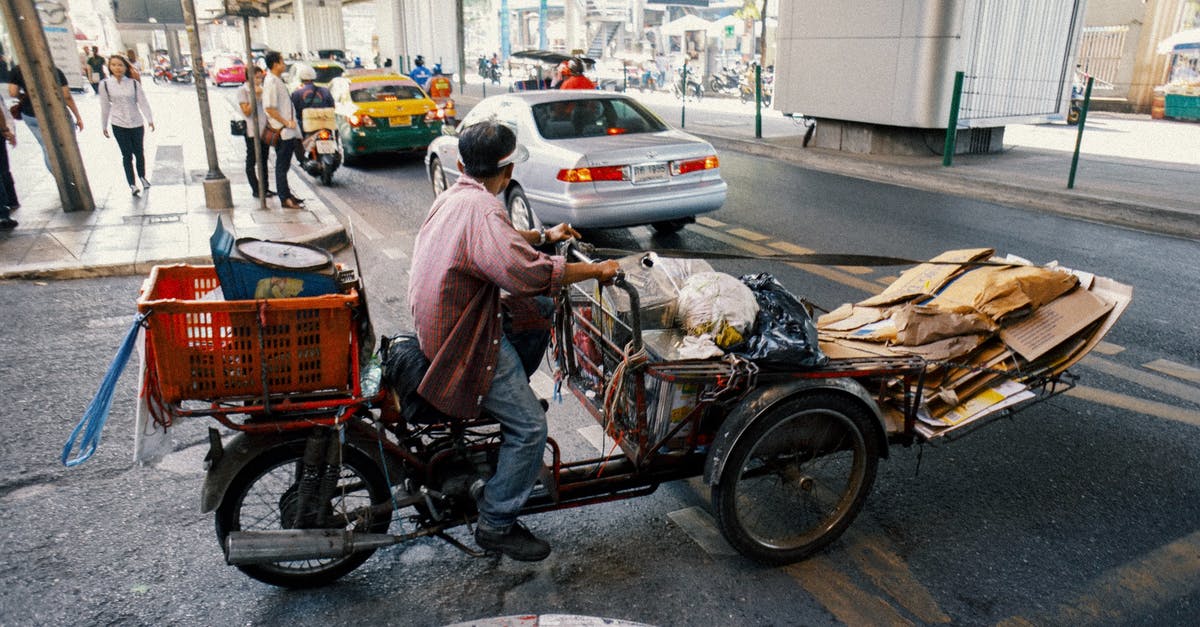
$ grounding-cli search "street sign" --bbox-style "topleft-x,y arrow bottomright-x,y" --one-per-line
725,25 -> 735,38
223,0 -> 268,18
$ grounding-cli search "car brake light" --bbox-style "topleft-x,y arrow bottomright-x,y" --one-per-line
670,155 -> 719,175
556,165 -> 627,183
606,127 -> 627,135
424,109 -> 444,123
348,114 -> 375,128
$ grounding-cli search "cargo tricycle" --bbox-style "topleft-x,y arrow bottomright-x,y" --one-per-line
131,241 -> 1124,588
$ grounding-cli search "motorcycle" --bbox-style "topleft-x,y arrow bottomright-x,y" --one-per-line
671,67 -> 703,101
152,63 -> 194,85
738,66 -> 773,108
707,65 -> 742,97
297,107 -> 341,186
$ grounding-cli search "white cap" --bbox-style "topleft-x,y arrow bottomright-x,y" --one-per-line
497,144 -> 530,167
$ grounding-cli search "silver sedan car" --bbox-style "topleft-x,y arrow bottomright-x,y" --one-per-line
425,91 -> 726,233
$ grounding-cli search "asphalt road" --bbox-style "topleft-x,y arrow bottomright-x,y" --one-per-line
2,140 -> 1199,625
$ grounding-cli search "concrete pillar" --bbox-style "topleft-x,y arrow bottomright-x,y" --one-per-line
295,0 -> 310,57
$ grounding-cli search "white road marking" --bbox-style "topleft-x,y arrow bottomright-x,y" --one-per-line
1081,355 -> 1200,406
667,506 -> 738,556
1143,358 -> 1200,385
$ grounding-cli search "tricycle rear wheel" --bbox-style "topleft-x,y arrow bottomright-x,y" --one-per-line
712,392 -> 880,564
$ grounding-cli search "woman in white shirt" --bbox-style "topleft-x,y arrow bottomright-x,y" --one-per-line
100,55 -> 155,196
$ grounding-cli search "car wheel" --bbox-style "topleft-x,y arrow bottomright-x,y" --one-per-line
429,156 -> 448,198
651,218 -> 690,234
506,185 -> 535,232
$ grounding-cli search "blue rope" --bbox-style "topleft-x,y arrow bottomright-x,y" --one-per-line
62,313 -> 148,467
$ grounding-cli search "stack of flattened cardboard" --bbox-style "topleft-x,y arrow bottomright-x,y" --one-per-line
817,249 -> 1133,438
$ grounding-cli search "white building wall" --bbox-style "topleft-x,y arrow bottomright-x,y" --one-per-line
775,0 -> 1085,128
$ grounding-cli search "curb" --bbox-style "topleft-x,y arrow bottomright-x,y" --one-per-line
0,224 -> 349,281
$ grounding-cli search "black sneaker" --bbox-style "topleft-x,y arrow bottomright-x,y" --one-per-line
475,521 -> 551,562
0,218 -> 16,230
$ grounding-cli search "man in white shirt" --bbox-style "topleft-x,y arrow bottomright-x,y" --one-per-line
261,51 -> 303,209
237,65 -> 273,198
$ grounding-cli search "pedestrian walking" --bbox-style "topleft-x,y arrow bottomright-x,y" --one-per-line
99,55 -> 154,197
261,50 -> 303,209
85,47 -> 106,94
125,49 -> 143,81
237,65 -> 273,198
0,92 -> 19,230
7,63 -> 84,172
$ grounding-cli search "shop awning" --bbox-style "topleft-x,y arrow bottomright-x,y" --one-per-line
1157,28 -> 1200,54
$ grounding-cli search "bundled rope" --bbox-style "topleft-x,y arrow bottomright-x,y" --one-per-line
62,313 -> 148,467
596,341 -> 649,476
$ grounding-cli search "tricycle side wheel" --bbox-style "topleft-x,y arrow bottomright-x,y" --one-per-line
214,442 -> 394,588
712,392 -> 880,565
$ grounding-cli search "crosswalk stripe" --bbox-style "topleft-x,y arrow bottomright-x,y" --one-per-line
1143,358 -> 1200,384
576,424 -> 606,453
1092,341 -> 1125,355
1003,529 -> 1200,625
666,506 -> 738,556
845,531 -> 951,624
1080,355 -> 1200,406
695,216 -> 726,228
786,557 -> 914,625
1067,385 -> 1200,428
726,227 -> 771,241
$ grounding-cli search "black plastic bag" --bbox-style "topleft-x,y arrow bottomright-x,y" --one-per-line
733,273 -> 827,369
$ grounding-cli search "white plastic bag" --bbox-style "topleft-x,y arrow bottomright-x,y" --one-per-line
676,272 -> 759,349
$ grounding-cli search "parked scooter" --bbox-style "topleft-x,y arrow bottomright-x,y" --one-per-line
707,65 -> 742,97
672,67 -> 704,101
153,63 -> 194,85
298,108 -> 341,186
738,65 -> 774,108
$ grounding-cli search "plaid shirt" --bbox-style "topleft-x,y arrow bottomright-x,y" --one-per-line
409,176 -> 566,418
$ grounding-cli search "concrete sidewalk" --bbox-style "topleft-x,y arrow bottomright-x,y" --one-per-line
1,79 -> 1196,281
0,81 -> 345,280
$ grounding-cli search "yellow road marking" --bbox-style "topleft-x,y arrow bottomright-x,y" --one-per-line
1144,358 -> 1200,384
1080,355 -> 1200,406
1004,528 -> 1200,625
754,239 -> 883,294
1092,341 -> 1125,355
877,275 -> 897,286
1067,385 -> 1200,428
786,557 -> 914,625
726,227 -> 771,241
695,216 -> 726,228
845,532 -> 951,623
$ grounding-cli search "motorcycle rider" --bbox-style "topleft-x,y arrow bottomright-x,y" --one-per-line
290,64 -> 334,161
558,57 -> 596,90
409,55 -> 433,90
409,120 -> 619,561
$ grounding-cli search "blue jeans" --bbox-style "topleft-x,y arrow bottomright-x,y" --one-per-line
478,335 -> 549,531
23,115 -> 51,172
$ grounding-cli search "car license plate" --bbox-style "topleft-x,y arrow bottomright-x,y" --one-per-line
632,163 -> 667,184
315,139 -> 337,154
389,115 -> 412,127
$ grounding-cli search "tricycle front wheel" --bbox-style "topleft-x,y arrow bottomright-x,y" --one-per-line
712,393 -> 880,565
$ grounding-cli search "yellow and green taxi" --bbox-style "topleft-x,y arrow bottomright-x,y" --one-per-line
329,71 -> 444,163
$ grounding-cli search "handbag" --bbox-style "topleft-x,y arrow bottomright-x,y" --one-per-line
230,119 -> 246,136
261,123 -> 281,147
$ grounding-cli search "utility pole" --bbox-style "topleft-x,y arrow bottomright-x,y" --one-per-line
181,0 -> 233,209
1,0 -> 94,212
456,0 -> 466,93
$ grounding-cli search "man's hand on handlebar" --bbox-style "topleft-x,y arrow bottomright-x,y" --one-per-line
546,223 -> 581,244
593,260 -> 620,284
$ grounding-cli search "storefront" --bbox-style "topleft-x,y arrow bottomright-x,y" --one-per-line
1156,29 -> 1200,121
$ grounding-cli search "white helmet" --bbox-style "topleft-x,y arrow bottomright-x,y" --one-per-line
296,64 -> 316,81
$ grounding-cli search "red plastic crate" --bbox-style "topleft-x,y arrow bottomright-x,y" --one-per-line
137,264 -> 359,404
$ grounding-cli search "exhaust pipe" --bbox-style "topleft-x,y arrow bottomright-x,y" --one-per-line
225,529 -> 399,565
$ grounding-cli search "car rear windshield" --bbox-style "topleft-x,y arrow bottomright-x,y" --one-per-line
315,67 -> 343,83
351,82 -> 424,103
532,98 -> 668,140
